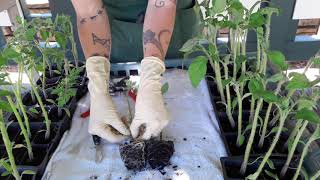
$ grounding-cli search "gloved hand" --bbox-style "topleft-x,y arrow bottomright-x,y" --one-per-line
130,56 -> 169,140
86,56 -> 130,143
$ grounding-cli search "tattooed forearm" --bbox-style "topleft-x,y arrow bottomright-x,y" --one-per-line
154,0 -> 177,8
143,29 -> 171,59
79,5 -> 105,24
92,33 -> 111,49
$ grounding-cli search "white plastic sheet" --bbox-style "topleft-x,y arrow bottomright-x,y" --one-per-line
43,69 -> 227,180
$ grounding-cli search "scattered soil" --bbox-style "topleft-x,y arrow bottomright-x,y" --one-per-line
119,139 -> 174,171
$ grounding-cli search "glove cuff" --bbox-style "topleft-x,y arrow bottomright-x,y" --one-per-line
86,56 -> 110,94
140,56 -> 166,76
86,56 -> 110,76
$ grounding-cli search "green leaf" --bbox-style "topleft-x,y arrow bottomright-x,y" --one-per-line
26,28 -> 36,41
1,171 -> 10,177
287,72 -> 310,90
180,38 -> 199,53
267,73 -> 284,83
0,100 -> 13,112
297,98 -> 316,110
55,31 -> 67,49
267,51 -> 288,70
222,78 -> 232,86
232,98 -> 238,109
2,48 -> 20,59
188,56 -> 208,88
28,107 -> 39,114
243,124 -> 253,133
246,172 -> 259,180
13,144 -> 26,149
16,16 -> 23,24
161,82 -> 169,94
295,108 -> 320,124
258,90 -> 280,103
248,78 -> 264,94
242,93 -> 251,100
313,57 -> 320,65
62,108 -> 71,117
212,0 -> 226,13
249,12 -> 265,28
21,170 -> 36,176
266,159 -> 275,170
40,29 -> 49,40
238,134 -> 245,146
46,99 -> 56,105
0,90 -> 13,97
265,170 -> 279,180
0,159 -> 12,172
0,54 -> 7,66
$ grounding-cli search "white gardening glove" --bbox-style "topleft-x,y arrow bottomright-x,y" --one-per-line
130,56 -> 169,140
86,56 -> 130,143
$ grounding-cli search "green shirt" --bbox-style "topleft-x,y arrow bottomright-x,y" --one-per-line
102,0 -> 198,62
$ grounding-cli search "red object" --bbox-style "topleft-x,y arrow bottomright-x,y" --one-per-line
128,89 -> 137,102
81,109 -> 90,118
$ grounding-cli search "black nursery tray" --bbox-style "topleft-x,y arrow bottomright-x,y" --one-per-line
220,156 -> 301,180
0,64 -> 86,179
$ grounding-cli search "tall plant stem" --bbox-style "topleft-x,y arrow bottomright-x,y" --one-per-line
42,55 -> 47,99
0,110 -> 21,180
214,61 -> 225,103
200,44 -> 225,103
249,97 -> 256,122
25,69 -> 51,139
239,30 -> 247,95
235,85 -> 243,146
259,15 -> 271,75
69,20 -> 79,68
251,90 -> 295,178
251,110 -> 289,178
240,98 -> 263,174
281,120 -> 308,177
311,170 -> 320,180
293,125 -> 319,180
231,28 -> 238,81
258,80 -> 284,147
205,27 -> 226,103
284,120 -> 302,148
223,62 -> 235,128
6,96 -> 33,160
256,30 -> 261,72
7,77 -> 31,137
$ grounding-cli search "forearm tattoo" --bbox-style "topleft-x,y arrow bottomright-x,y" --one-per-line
92,33 -> 111,49
90,33 -> 111,58
143,29 -> 171,59
155,0 -> 177,8
79,4 -> 104,24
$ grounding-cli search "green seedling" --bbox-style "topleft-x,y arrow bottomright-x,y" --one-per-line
52,67 -> 82,112
0,105 -> 20,180
1,48 -> 32,137
0,52 -> 33,160
293,123 -> 320,180
246,59 -> 320,179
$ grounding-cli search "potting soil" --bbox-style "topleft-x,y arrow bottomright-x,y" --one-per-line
42,69 -> 227,180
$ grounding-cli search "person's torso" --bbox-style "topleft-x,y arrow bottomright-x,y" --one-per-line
102,0 -> 199,62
